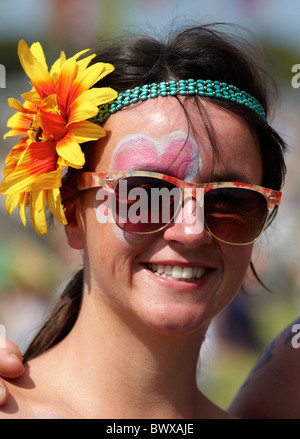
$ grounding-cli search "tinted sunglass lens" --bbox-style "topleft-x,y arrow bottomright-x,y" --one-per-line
114,176 -> 181,233
204,188 -> 268,244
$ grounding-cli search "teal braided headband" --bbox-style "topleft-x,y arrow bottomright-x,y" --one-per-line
93,79 -> 267,124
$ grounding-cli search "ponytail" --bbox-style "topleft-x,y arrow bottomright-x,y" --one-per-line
23,269 -> 84,363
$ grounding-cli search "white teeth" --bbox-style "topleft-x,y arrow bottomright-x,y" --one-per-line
157,265 -> 165,274
182,267 -> 193,279
172,266 -> 183,278
146,263 -> 207,281
196,267 -> 203,278
165,265 -> 173,275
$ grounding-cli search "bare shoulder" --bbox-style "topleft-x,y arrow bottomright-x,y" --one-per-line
229,318 -> 300,419
0,363 -> 63,419
0,369 -> 37,418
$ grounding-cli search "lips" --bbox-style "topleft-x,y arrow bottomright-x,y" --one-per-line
146,263 -> 208,282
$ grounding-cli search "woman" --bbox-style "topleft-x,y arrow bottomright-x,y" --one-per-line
0,24 -> 286,418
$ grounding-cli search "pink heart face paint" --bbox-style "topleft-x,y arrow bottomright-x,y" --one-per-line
108,130 -> 203,241
109,131 -> 202,182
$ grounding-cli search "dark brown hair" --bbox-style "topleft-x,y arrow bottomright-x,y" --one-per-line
23,23 -> 287,362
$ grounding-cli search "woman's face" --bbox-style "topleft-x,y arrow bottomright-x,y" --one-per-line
71,98 -> 262,336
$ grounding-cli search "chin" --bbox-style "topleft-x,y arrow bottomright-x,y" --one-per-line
136,302 -> 211,337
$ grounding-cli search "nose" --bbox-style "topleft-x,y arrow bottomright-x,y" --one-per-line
163,191 -> 213,247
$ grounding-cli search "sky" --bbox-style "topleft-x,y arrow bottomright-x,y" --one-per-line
0,0 -> 300,51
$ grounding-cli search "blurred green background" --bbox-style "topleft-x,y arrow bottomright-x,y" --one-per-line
0,0 -> 300,411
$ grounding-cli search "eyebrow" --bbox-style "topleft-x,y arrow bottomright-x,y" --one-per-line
204,171 -> 252,184
128,164 -> 177,176
122,166 -> 253,184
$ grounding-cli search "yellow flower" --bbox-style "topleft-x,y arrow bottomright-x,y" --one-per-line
0,40 -> 117,236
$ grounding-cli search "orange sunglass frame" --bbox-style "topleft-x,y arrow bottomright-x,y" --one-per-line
76,170 -> 282,245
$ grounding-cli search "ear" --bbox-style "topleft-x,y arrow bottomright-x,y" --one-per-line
64,198 -> 85,250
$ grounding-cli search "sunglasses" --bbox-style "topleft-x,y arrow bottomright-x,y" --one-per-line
77,171 -> 281,245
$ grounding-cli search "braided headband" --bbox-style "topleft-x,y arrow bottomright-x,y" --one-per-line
93,79 -> 267,124
0,40 -> 267,236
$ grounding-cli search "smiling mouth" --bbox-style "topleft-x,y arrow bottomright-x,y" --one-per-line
146,263 -> 209,282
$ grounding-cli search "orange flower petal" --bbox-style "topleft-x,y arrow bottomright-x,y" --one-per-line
0,141 -> 58,195
28,169 -> 62,191
21,89 -> 42,103
41,94 -> 57,109
5,193 -> 19,216
5,111 -> 32,135
18,40 -> 56,98
18,192 -> 30,226
50,51 -> 67,84
57,57 -> 78,117
30,42 -> 48,71
47,187 -> 67,225
76,53 -> 96,73
2,139 -> 27,174
56,132 -> 85,168
40,110 -> 66,141
0,168 -> 62,195
89,62 -> 115,82
68,62 -> 115,105
4,128 -> 26,140
17,141 -> 57,171
7,98 -> 36,114
67,120 -> 106,142
72,48 -> 91,62
67,98 -> 98,123
68,88 -> 117,123
29,190 -> 47,236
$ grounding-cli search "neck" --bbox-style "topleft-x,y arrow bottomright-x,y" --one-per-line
50,287 -> 213,418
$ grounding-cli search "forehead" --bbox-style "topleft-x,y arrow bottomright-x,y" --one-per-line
93,97 -> 262,183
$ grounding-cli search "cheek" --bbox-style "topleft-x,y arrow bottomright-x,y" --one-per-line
221,244 -> 253,288
112,224 -> 140,244
83,222 -> 123,292
112,223 -> 128,243
84,220 -> 156,306
84,209 -> 151,269
207,244 -> 253,319
112,223 -> 154,245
